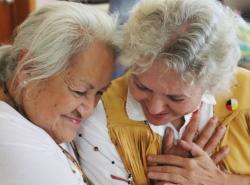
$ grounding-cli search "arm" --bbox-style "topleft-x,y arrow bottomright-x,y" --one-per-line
224,174 -> 250,185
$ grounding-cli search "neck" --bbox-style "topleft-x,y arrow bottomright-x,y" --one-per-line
1,81 -> 19,109
0,83 -> 13,105
0,87 -> 8,102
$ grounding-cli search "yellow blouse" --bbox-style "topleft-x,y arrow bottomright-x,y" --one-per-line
215,67 -> 250,174
102,74 -> 160,185
102,67 -> 250,184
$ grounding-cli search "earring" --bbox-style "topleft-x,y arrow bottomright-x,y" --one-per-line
22,80 -> 27,86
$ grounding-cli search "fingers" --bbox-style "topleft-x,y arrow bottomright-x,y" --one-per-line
181,108 -> 200,142
147,155 -> 186,167
192,115 -> 227,159
154,182 -> 177,185
162,128 -> 174,154
203,123 -> 226,155
195,116 -> 219,149
179,140 -> 204,157
211,146 -> 230,164
148,165 -> 184,174
148,171 -> 186,185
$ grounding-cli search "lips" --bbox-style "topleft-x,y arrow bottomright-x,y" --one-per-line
148,113 -> 169,120
63,115 -> 82,126
142,105 -> 172,125
151,113 -> 168,118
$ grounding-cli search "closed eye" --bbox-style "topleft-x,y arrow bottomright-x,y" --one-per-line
135,82 -> 151,91
74,90 -> 87,97
168,96 -> 185,102
68,86 -> 87,97
96,83 -> 111,97
96,91 -> 104,96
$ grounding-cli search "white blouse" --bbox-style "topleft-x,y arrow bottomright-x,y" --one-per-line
75,92 -> 216,185
0,101 -> 86,185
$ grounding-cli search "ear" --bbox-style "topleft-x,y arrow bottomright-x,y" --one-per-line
18,48 -> 29,65
15,49 -> 30,85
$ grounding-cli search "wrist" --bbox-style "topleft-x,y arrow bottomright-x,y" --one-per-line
215,167 -> 228,185
223,173 -> 250,185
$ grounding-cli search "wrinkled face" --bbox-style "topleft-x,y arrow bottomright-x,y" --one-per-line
128,61 -> 203,125
21,41 -> 114,143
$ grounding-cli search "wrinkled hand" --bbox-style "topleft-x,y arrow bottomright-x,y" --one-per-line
148,141 -> 227,185
162,109 -> 229,164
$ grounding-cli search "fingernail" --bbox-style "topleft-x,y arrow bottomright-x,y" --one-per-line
165,128 -> 170,135
193,109 -> 199,115
220,125 -> 226,134
224,146 -> 230,154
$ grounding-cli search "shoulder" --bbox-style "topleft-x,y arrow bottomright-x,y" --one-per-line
0,102 -> 82,185
0,101 -> 59,157
0,144 -> 79,185
103,73 -> 129,100
215,67 -> 250,121
0,101 -> 55,148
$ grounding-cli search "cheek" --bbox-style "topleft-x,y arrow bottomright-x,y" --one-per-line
24,87 -> 75,125
168,98 -> 201,115
24,94 -> 60,126
169,87 -> 203,115
50,95 -> 77,113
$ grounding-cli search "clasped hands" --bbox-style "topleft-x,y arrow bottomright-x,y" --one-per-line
147,110 -> 229,185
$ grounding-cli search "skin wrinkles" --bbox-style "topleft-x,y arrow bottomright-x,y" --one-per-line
17,40 -> 114,143
129,61 -> 203,128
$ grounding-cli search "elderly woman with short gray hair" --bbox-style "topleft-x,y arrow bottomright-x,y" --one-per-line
76,0 -> 250,184
0,2 -> 117,185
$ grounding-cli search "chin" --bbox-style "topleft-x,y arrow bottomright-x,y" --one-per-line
146,117 -> 171,125
56,132 -> 76,144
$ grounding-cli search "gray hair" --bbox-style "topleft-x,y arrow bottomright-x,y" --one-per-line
119,0 -> 240,95
0,1 -> 117,95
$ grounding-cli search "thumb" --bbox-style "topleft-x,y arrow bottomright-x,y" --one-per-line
162,127 -> 174,154
179,140 -> 204,157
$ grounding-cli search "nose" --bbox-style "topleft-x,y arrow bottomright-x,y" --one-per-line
147,94 -> 166,115
77,95 -> 99,119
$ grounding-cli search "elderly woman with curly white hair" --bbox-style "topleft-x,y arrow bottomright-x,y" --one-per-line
0,2 -> 117,185
75,0 -> 250,184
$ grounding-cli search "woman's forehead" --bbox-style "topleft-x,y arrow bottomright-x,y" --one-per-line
133,71 -> 199,97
